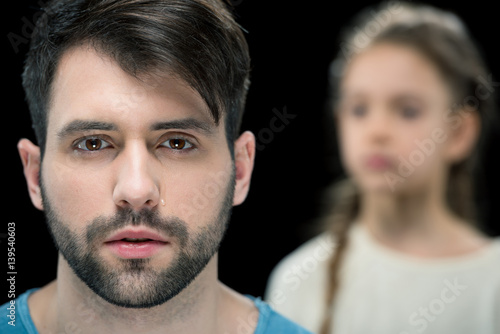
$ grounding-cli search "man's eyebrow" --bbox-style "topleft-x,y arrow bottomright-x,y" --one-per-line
57,120 -> 117,139
150,118 -> 215,135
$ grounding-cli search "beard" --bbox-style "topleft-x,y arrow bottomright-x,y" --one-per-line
40,169 -> 235,309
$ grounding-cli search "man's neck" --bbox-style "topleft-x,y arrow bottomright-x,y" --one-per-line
30,255 -> 231,334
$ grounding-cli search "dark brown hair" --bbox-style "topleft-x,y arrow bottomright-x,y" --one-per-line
22,0 -> 251,157
320,2 -> 496,333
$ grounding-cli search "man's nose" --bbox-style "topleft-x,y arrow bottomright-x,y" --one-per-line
112,142 -> 160,211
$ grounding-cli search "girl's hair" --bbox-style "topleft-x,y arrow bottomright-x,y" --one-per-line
319,2 -> 497,333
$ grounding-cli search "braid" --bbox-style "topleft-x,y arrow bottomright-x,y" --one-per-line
319,179 -> 359,334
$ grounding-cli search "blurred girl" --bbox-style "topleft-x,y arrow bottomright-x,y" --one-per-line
265,2 -> 500,334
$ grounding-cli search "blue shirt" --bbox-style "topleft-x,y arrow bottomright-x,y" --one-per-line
1,289 -> 312,333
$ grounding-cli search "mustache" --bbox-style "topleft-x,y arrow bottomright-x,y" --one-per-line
85,208 -> 189,248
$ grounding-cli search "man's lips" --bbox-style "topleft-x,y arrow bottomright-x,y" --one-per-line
104,229 -> 169,243
103,229 -> 170,259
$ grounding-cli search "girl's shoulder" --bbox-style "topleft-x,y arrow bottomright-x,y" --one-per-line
266,231 -> 335,289
264,231 -> 335,333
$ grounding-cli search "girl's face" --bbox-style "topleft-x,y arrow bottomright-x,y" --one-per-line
337,42 -> 460,194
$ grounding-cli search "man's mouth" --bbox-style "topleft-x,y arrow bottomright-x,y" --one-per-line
121,238 -> 153,242
104,229 -> 170,259
105,229 -> 169,243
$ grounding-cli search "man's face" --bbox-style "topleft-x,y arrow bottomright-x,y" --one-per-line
39,46 -> 236,308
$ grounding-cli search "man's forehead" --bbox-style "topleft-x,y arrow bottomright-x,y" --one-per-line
56,117 -> 217,140
49,46 -> 217,133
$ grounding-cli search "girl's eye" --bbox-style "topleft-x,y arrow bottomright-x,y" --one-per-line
161,138 -> 193,150
352,105 -> 367,117
401,106 -> 420,119
75,137 -> 111,151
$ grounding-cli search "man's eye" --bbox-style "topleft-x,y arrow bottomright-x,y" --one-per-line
75,138 -> 111,151
161,138 -> 193,150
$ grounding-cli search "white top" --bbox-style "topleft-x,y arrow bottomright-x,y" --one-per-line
264,223 -> 500,334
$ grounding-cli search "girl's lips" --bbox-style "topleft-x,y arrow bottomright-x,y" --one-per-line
365,154 -> 393,170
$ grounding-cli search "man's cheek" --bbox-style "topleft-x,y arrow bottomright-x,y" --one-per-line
46,164 -> 111,225
171,174 -> 228,224
169,182 -> 216,224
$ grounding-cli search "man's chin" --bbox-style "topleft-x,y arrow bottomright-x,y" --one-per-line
65,249 -> 211,309
79,265 -> 183,309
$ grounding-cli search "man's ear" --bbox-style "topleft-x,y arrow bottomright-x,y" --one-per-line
232,131 -> 256,206
444,108 -> 481,164
18,139 -> 44,210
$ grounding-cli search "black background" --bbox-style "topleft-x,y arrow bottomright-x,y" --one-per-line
3,1 -> 500,306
